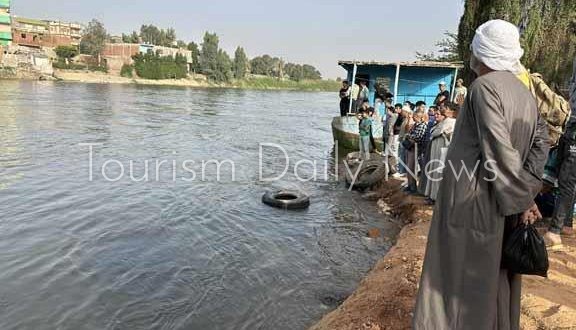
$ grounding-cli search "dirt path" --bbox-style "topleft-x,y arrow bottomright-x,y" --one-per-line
53,70 -> 213,87
310,181 -> 576,330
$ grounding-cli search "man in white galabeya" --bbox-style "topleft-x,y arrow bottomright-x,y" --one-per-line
413,19 -> 549,330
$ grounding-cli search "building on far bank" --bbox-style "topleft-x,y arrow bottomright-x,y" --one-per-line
11,17 -> 47,47
108,35 -> 123,44
0,0 -> 12,46
12,16 -> 82,48
101,43 -> 194,74
47,20 -> 82,46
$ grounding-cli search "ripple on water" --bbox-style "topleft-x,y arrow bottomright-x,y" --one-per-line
0,82 -> 400,330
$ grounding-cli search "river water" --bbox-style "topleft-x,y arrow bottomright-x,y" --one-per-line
0,81 -> 399,330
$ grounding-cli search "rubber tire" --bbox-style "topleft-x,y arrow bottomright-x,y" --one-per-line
345,160 -> 387,190
262,190 -> 310,210
345,152 -> 382,167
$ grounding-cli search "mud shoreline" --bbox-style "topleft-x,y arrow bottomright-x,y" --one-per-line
311,180 -> 576,330
48,70 -> 338,91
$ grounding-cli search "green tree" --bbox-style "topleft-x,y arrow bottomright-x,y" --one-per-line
132,51 -> 187,80
80,19 -> 108,61
458,0 -> 576,87
54,45 -> 79,64
139,25 -> 176,47
251,56 -> 321,81
215,49 -> 233,83
187,42 -> 201,73
250,55 -> 281,76
120,64 -> 133,78
284,63 -> 303,81
122,31 -> 139,43
165,28 -> 177,47
233,46 -> 249,80
176,40 -> 187,49
416,32 -> 460,62
301,64 -> 322,80
140,25 -> 161,45
199,32 -> 219,77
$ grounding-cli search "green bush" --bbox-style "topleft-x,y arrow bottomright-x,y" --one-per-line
87,64 -> 108,73
120,64 -> 133,78
234,77 -> 340,91
52,59 -> 107,73
54,45 -> 79,62
132,52 -> 188,80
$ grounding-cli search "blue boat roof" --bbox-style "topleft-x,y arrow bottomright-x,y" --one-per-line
338,60 -> 463,70
338,60 -> 463,106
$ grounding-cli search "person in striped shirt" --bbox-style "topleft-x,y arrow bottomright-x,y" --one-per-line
404,110 -> 428,193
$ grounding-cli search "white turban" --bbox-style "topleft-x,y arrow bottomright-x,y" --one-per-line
471,19 -> 524,74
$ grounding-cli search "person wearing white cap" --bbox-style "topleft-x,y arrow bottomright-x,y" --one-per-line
413,19 -> 550,330
433,81 -> 450,106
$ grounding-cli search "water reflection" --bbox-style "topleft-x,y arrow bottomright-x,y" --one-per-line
0,80 -> 400,330
0,82 -> 24,190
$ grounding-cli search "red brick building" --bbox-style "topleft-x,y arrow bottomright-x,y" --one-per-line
12,16 -> 82,48
101,43 -> 140,73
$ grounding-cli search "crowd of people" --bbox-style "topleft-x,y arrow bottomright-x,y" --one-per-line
337,18 -> 576,330
339,78 -> 463,205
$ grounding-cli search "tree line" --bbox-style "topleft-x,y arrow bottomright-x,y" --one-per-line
78,20 -> 323,82
458,0 -> 575,88
417,0 -> 576,89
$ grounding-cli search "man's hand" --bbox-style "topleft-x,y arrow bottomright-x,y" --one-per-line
521,203 -> 543,225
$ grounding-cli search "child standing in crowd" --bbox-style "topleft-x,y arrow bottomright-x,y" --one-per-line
358,110 -> 372,160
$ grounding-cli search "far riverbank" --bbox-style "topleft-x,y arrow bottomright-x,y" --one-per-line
50,69 -> 340,92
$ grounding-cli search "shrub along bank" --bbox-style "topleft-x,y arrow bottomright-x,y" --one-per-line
234,76 -> 340,91
132,52 -> 188,80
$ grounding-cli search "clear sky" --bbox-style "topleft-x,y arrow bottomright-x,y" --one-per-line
12,0 -> 464,79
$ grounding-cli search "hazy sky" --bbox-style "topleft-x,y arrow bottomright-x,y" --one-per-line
12,0 -> 464,79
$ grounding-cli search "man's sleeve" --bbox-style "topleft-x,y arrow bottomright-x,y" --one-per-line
524,116 -> 550,198
473,82 -> 547,216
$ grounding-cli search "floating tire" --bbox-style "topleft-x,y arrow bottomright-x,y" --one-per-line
262,190 -> 310,210
345,160 -> 387,190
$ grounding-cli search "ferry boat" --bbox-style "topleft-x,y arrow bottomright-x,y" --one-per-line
332,60 -> 462,151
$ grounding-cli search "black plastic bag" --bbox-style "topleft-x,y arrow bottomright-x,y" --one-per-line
502,223 -> 549,277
